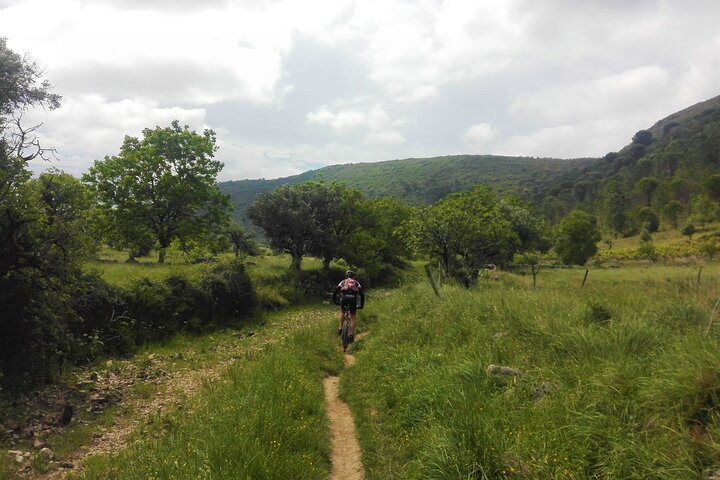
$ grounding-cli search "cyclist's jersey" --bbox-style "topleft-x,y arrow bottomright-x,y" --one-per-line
333,278 -> 365,310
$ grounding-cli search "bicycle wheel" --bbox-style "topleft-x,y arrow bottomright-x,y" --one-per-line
341,310 -> 351,352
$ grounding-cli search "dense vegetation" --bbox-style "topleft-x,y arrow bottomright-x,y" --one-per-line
343,264 -> 720,479
220,154 -> 596,224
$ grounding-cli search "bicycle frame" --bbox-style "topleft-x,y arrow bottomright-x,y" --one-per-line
341,306 -> 352,351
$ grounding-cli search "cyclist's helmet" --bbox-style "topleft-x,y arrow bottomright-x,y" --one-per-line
345,270 -> 356,279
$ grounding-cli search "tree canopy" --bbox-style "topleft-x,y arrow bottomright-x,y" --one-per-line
83,121 -> 230,263
554,210 -> 601,265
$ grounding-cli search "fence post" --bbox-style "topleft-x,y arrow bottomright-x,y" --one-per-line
581,269 -> 589,288
425,264 -> 441,299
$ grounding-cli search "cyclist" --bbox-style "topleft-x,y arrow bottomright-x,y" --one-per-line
333,270 -> 365,343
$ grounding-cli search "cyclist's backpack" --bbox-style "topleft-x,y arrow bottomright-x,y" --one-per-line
341,278 -> 360,292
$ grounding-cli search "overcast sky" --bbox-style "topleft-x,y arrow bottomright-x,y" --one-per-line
2,0 -> 718,181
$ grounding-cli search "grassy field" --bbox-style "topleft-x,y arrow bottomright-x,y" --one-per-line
71,314 -> 343,479
342,262 -> 720,479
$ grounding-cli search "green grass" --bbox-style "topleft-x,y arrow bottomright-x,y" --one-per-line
342,262 -> 720,479
74,320 -> 343,480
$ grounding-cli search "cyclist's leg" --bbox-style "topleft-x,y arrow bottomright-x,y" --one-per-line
337,308 -> 343,334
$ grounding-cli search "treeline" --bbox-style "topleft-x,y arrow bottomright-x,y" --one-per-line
537,96 -> 720,241
245,180 -> 605,287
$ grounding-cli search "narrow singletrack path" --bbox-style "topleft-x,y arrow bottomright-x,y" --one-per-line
323,333 -> 369,480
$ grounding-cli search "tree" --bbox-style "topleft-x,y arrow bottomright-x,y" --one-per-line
227,222 -> 257,259
703,173 -> 720,201
691,194 -> 719,227
634,206 -> 660,233
699,239 -> 719,260
602,179 -> 629,238
554,210 -> 601,265
83,121 -> 230,263
636,176 -> 659,207
403,187 -> 519,286
0,39 -> 95,390
681,224 -> 696,242
663,200 -> 684,230
632,129 -> 653,146
246,182 -> 324,270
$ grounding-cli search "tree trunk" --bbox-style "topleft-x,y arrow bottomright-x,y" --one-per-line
290,253 -> 302,270
158,247 -> 167,264
322,255 -> 332,270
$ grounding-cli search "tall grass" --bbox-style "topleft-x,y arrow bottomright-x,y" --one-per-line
343,263 -> 720,479
77,320 -> 343,480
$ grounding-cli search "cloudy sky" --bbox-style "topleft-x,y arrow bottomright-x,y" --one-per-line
1,0 -> 718,181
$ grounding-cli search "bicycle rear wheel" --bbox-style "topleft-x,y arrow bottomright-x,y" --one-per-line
341,310 -> 351,352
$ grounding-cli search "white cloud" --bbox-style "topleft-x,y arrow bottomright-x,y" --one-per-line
2,0 -> 718,180
26,95 -> 207,176
509,66 -> 672,125
463,123 -> 499,151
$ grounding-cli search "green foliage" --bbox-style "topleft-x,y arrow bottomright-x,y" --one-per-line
632,129 -> 653,146
682,224 -> 696,241
83,120 -> 230,263
0,37 -> 61,120
226,222 -> 257,259
403,186 -> 527,286
663,200 -> 685,229
554,210 -> 601,265
248,181 -> 410,279
634,206 -> 660,232
343,266 -> 720,479
221,155 -> 595,226
636,176 -> 659,206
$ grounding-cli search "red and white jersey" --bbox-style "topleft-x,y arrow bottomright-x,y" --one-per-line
337,278 -> 361,292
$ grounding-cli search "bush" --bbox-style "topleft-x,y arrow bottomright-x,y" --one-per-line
201,258 -> 256,323
69,273 -> 135,359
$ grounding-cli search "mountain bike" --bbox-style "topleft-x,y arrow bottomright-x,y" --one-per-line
340,305 -> 352,352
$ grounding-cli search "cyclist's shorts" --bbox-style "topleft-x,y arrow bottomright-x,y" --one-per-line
340,292 -> 358,312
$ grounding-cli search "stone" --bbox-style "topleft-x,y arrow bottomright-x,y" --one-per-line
38,447 -> 53,461
486,364 -> 523,385
531,381 -> 553,401
32,439 -> 46,449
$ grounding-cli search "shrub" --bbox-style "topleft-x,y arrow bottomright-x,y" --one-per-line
201,258 -> 256,323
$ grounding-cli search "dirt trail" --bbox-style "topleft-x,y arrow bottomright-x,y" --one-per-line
20,308 -> 323,479
323,333 -> 368,480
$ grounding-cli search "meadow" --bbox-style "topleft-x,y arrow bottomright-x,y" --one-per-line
2,250 -> 718,479
342,262 -> 720,479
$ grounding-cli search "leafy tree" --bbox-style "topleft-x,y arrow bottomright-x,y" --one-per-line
554,210 -> 601,265
691,194 -> 718,227
0,39 -> 94,390
341,197 -> 413,278
636,176 -> 659,207
602,179 -> 629,238
227,222 -> 257,259
681,224 -> 696,242
634,206 -> 660,233
83,121 -> 230,263
497,196 -> 550,252
662,200 -> 685,230
403,187 -> 519,286
669,178 -> 696,214
632,129 -> 653,146
703,173 -> 720,201
699,239 -> 719,260
246,183 -> 314,270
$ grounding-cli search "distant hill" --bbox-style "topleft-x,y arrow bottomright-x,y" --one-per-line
220,95 -> 720,225
220,155 -> 595,222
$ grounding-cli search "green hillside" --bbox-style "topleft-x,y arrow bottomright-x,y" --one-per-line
220,95 -> 720,228
220,155 -> 595,222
